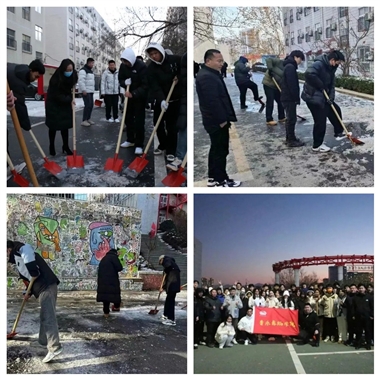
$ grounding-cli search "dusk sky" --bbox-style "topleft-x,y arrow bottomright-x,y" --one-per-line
194,194 -> 374,284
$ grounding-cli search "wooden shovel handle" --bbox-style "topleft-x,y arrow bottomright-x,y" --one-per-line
7,82 -> 39,187
272,77 -> 281,92
28,129 -> 47,158
72,87 -> 77,151
115,85 -> 130,155
322,90 -> 350,136
180,153 -> 187,168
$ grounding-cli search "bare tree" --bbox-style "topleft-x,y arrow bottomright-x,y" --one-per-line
275,268 -> 319,288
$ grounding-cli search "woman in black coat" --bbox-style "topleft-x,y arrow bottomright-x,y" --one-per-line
45,58 -> 78,156
96,248 -> 123,317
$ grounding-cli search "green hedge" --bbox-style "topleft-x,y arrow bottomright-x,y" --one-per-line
297,72 -> 373,95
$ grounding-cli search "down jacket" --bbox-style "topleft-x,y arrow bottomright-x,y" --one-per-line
319,293 -> 339,318
101,68 -> 120,95
215,322 -> 235,343
223,294 -> 243,318
234,56 -> 251,85
78,64 -> 95,93
262,58 -> 284,89
161,256 -> 181,293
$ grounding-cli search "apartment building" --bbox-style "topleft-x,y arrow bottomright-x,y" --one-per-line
282,7 -> 374,77
7,6 -> 123,75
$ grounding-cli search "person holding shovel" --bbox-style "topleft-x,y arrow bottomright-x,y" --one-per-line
96,247 -> 123,318
158,255 -> 181,326
7,240 -> 62,363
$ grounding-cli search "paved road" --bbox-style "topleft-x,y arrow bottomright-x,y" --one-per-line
7,290 -> 187,374
194,73 -> 374,187
7,103 -> 186,187
194,336 -> 374,374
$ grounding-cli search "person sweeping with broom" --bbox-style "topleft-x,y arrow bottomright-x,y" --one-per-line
7,240 -> 62,363
158,255 -> 181,326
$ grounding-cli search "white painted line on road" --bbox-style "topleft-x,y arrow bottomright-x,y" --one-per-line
298,350 -> 374,356
285,340 -> 306,374
31,121 -> 45,128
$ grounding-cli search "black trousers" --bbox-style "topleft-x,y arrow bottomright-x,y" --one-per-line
82,93 -> 94,121
264,85 -> 285,122
103,302 -> 120,314
194,320 -> 205,344
237,81 -> 259,106
346,315 -> 355,343
153,99 -> 180,155
323,317 -> 338,339
206,321 -> 219,345
125,100 -> 146,148
307,102 -> 344,148
299,329 -> 320,344
163,292 -> 177,321
354,315 -> 372,347
104,94 -> 119,120
208,124 -> 230,182
282,101 -> 297,141
240,330 -> 257,343
49,129 -> 70,148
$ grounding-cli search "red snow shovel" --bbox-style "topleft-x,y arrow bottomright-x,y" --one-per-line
67,87 -> 84,169
323,90 -> 364,145
126,79 -> 177,178
28,130 -> 65,177
7,153 -> 30,187
149,274 -> 166,315
7,277 -> 36,339
104,85 -> 130,173
162,153 -> 187,187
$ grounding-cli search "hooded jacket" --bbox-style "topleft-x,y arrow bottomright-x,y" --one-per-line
215,322 -> 235,343
319,292 -> 339,318
301,54 -> 337,108
194,288 -> 205,321
204,295 -> 223,322
8,242 -> 60,298
7,63 -> 33,131
223,294 -> 243,318
118,48 -> 148,101
281,56 -> 300,104
161,256 -> 181,293
78,64 -> 95,93
234,56 -> 251,85
101,67 -> 120,95
237,314 -> 254,332
145,42 -> 182,103
262,58 -> 284,89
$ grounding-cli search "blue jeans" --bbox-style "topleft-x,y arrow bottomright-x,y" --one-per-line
175,127 -> 186,160
82,93 -> 94,121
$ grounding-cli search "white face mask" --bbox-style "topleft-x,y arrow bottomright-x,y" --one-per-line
227,322 -> 232,325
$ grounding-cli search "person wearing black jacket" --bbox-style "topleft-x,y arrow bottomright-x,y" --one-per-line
159,255 -> 181,326
194,288 -> 206,348
96,247 -> 123,318
204,288 -> 223,347
221,61 -> 228,78
234,56 -> 264,109
7,240 -> 62,363
118,48 -> 149,155
45,59 -> 78,156
281,50 -> 305,147
352,284 -> 374,350
301,50 -> 346,152
196,49 -> 241,188
145,42 -> 181,162
343,283 -> 357,346
297,303 -> 320,346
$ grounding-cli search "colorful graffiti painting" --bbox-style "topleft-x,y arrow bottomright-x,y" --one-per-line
34,216 -> 61,260
89,222 -> 115,265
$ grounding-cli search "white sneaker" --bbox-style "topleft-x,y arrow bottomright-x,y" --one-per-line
120,141 -> 135,148
194,344 -> 198,349
162,319 -> 176,326
324,336 -> 330,342
166,158 -> 182,171
244,339 -> 249,346
335,132 -> 352,141
114,118 -> 120,123
160,315 -> 168,321
330,336 -> 335,343
134,147 -> 143,155
166,154 -> 175,162
219,344 -> 224,349
226,343 -> 234,347
154,148 -> 164,155
312,143 -> 331,153
81,121 -> 91,127
87,120 -> 95,125
42,347 -> 63,363
207,178 -> 216,187
232,338 -> 238,345
199,341 -> 206,346
107,118 -> 114,123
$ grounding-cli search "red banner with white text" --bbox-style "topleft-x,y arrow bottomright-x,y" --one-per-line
252,307 -> 299,336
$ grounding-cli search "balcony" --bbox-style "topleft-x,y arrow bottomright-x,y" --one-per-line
7,38 -> 17,49
22,42 -> 32,53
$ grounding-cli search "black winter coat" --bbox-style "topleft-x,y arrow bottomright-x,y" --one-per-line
45,74 -> 76,131
96,249 -> 123,304
7,63 -> 33,131
352,292 -> 374,318
162,256 -> 181,293
196,65 -> 237,134
301,54 -> 337,108
8,241 -> 60,298
176,53 -> 187,131
194,291 -> 205,321
234,57 -> 250,85
147,54 -> 182,103
204,295 -> 223,323
118,60 -> 148,103
299,311 -> 319,334
281,57 -> 300,104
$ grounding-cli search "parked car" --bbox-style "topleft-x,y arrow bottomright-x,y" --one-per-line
25,82 -> 43,101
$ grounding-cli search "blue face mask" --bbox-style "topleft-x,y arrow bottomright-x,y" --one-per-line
64,71 -> 73,77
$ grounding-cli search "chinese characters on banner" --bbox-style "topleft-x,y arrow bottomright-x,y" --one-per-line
251,307 -> 299,336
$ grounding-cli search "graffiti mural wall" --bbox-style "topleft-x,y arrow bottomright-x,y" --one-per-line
7,195 -> 142,290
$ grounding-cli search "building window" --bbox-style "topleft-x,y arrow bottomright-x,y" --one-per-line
358,7 -> 371,32
7,28 -> 17,49
304,7 -> 311,17
36,51 -> 43,61
325,19 -> 332,38
291,31 -> 294,45
284,12 -> 287,26
315,23 -> 322,40
22,7 -> 31,20
7,7 -> 15,13
76,41 -> 80,52
357,46 -> 370,71
22,34 -> 32,53
305,27 -> 311,42
35,25 -> 43,41
76,23 -> 80,36
338,7 -> 348,18
69,7 -> 74,13
314,7 -> 319,12
69,18 -> 73,31
35,7 -> 41,13
289,9 -> 294,23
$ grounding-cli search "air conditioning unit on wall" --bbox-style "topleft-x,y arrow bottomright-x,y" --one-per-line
331,23 -> 337,31
365,12 -> 374,21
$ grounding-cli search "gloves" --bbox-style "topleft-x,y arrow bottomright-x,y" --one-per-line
125,78 -> 132,86
161,100 -> 169,112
